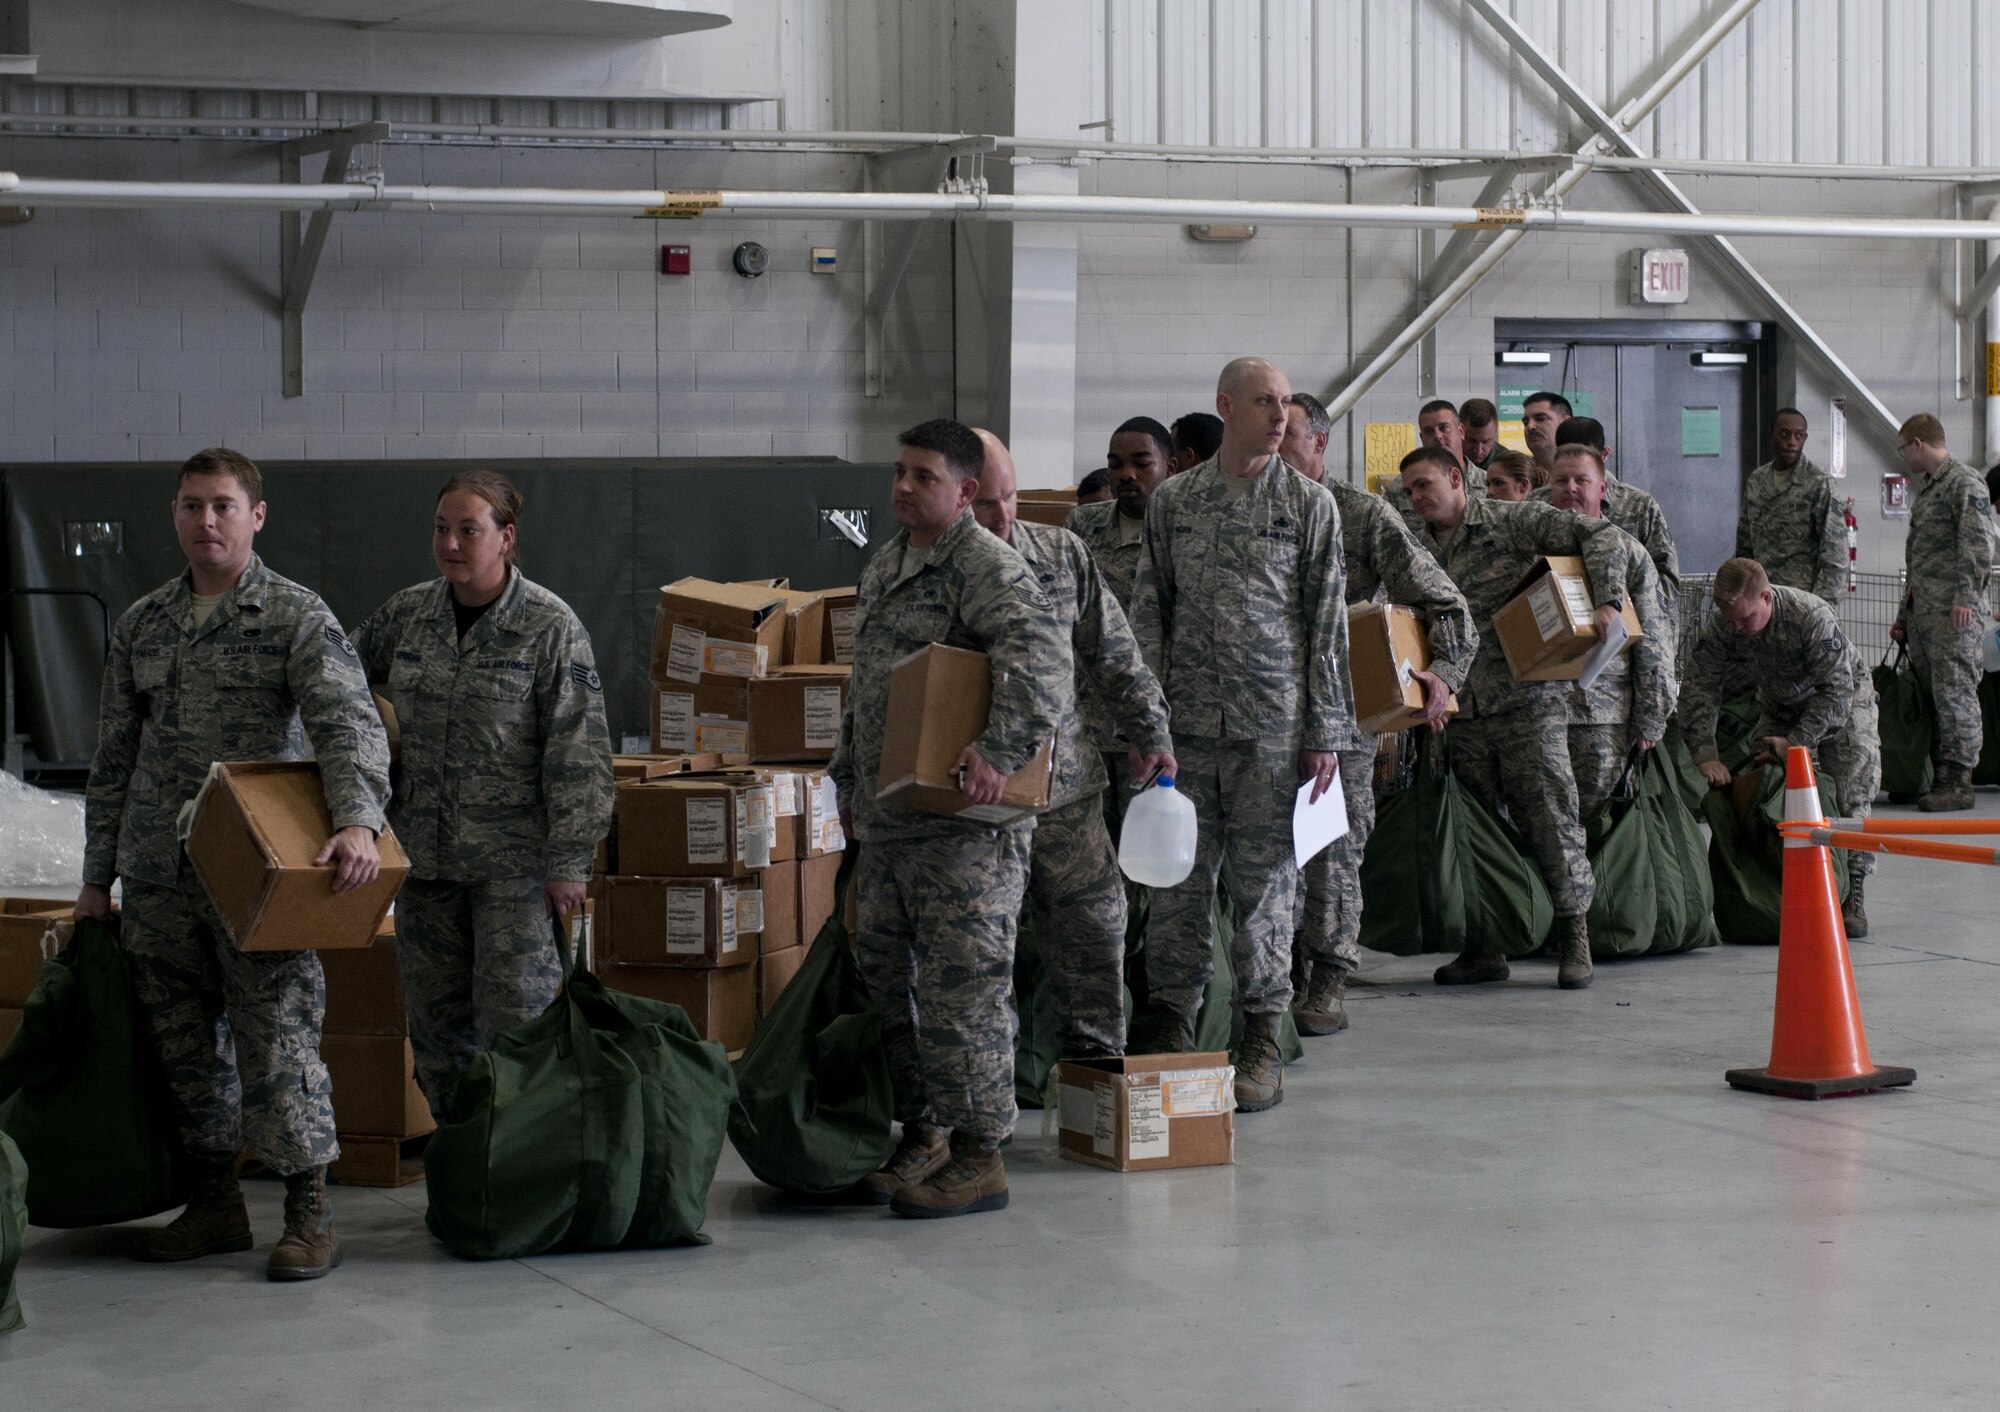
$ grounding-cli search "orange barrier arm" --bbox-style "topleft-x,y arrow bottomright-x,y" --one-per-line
1782,825 -> 2000,867
1824,817 -> 2000,837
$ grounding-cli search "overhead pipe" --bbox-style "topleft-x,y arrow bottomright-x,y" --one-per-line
16,176 -> 2000,244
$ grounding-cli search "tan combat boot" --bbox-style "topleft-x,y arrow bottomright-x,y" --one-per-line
1918,764 -> 1975,813
1555,914 -> 1594,990
266,1167 -> 341,1282
1434,951 -> 1510,986
1292,963 -> 1350,1037
1232,1011 -> 1284,1112
889,1140 -> 1008,1219
1842,872 -> 1869,939
134,1153 -> 253,1263
856,1121 -> 950,1205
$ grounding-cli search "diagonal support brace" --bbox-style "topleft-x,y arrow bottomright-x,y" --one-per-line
278,122 -> 388,398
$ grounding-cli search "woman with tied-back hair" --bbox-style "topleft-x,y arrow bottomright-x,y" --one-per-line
354,469 -> 614,1111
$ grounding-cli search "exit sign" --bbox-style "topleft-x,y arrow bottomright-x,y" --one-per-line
1629,248 -> 1690,304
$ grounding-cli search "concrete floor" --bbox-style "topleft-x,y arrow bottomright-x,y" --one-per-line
5,796 -> 1998,1411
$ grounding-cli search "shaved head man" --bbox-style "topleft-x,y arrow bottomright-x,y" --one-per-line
1128,357 -> 1355,1111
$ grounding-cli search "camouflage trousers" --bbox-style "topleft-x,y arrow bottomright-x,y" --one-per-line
121,874 -> 338,1175
1450,712 -> 1594,918
394,875 -> 561,1112
1567,722 -> 1642,821
1907,610 -> 1985,769
1146,734 -> 1300,1017
1026,793 -> 1128,1058
1783,695 -> 1883,880
855,827 -> 1031,1148
1294,742 -> 1378,973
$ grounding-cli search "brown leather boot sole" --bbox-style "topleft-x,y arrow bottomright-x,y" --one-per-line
267,1231 -> 343,1282
889,1159 -> 1008,1219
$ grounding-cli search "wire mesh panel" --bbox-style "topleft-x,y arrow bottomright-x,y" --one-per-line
1838,572 -> 1907,663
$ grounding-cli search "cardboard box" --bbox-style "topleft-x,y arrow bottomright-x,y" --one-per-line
186,762 -> 410,952
1056,1053 -> 1236,1172
874,644 -> 1056,825
0,1006 -> 20,1053
758,860 -> 803,955
614,774 -> 777,877
1344,602 -> 1460,734
766,769 -> 805,864
322,1033 -> 434,1139
596,961 -> 757,1051
1016,488 -> 1079,528
600,875 -> 762,968
0,898 -> 68,1007
760,945 -> 806,1015
796,771 -> 847,857
1492,555 -> 1643,683
613,752 -> 723,782
747,666 -> 851,762
800,851 -> 841,943
320,936 -> 409,1036
814,588 -> 859,665
736,582 -> 831,668
650,675 -> 753,755
651,577 -> 787,684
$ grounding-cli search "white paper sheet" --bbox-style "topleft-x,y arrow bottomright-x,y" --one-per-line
1573,612 -> 1630,691
1292,766 -> 1350,869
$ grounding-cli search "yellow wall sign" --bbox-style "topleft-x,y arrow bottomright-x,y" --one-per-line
1362,422 -> 1417,494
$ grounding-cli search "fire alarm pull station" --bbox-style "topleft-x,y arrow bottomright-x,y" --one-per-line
661,245 -> 691,276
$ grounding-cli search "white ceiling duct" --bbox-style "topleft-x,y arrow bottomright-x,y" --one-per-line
226,0 -> 728,37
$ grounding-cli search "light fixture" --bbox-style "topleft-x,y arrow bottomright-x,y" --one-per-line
1498,350 -> 1552,366
1692,350 -> 1749,366
1187,224 -> 1256,243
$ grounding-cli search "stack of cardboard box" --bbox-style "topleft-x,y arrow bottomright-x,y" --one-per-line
597,578 -> 854,1052
0,898 -> 70,1050
316,917 -> 434,1187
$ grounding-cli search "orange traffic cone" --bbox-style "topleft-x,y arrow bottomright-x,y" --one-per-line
1726,747 -> 1915,1099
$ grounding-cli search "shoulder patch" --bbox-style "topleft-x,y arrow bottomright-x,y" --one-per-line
323,625 -> 355,657
1014,580 -> 1053,612
571,662 -> 603,693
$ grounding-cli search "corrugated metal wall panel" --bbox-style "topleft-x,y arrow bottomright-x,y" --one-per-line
1210,0 -> 1266,147
764,1 -> 1988,168
1745,0 -> 1795,164
1315,0 -> 1366,146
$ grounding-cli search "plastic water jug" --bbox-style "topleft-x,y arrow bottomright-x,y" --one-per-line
1118,776 -> 1198,887
1985,620 -> 2000,675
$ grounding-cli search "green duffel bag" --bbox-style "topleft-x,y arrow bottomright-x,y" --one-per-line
1974,671 -> 2000,788
1712,695 -> 1764,773
1010,905 -> 1066,1109
1357,730 -> 1555,959
1641,748 -> 1721,955
1656,719 -> 1711,814
1583,754 -> 1658,961
1194,875 -> 1304,1063
1702,761 -> 1849,946
1,1129 -> 24,1334
424,918 -> 736,1258
730,860 -> 894,1196
0,916 -> 186,1228
1873,647 -> 1935,803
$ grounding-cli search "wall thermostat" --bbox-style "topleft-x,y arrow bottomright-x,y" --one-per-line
811,246 -> 838,274
732,241 -> 769,278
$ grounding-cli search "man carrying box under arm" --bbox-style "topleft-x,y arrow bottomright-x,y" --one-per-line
830,418 -> 1072,1220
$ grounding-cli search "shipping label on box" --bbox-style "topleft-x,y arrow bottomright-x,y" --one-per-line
874,644 -> 1055,825
1492,555 -> 1643,683
815,588 -> 859,665
603,876 -> 761,968
651,577 -> 787,684
1056,1053 -> 1236,1172
615,775 -> 775,876
799,772 -> 847,855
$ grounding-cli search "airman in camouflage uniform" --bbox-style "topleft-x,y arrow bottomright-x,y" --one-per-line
1892,416 -> 1995,811
1279,393 -> 1476,1034
1736,410 -> 1846,605
1064,415 -> 1174,615
1683,563 -> 1880,933
1546,445 -> 1680,819
973,433 -> 1174,1062
1397,446 -> 1633,990
1381,462 -> 1485,531
356,554 -> 614,1110
832,419 -> 1072,1218
1537,418 -> 1681,606
1129,358 -> 1354,1112
81,449 -> 390,1280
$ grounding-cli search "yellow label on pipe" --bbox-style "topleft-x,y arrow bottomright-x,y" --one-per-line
1985,342 -> 1999,397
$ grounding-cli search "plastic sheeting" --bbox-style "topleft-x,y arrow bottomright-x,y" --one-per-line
0,769 -> 85,887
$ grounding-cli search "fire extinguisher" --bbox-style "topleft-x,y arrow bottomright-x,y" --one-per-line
1843,498 -> 1858,593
